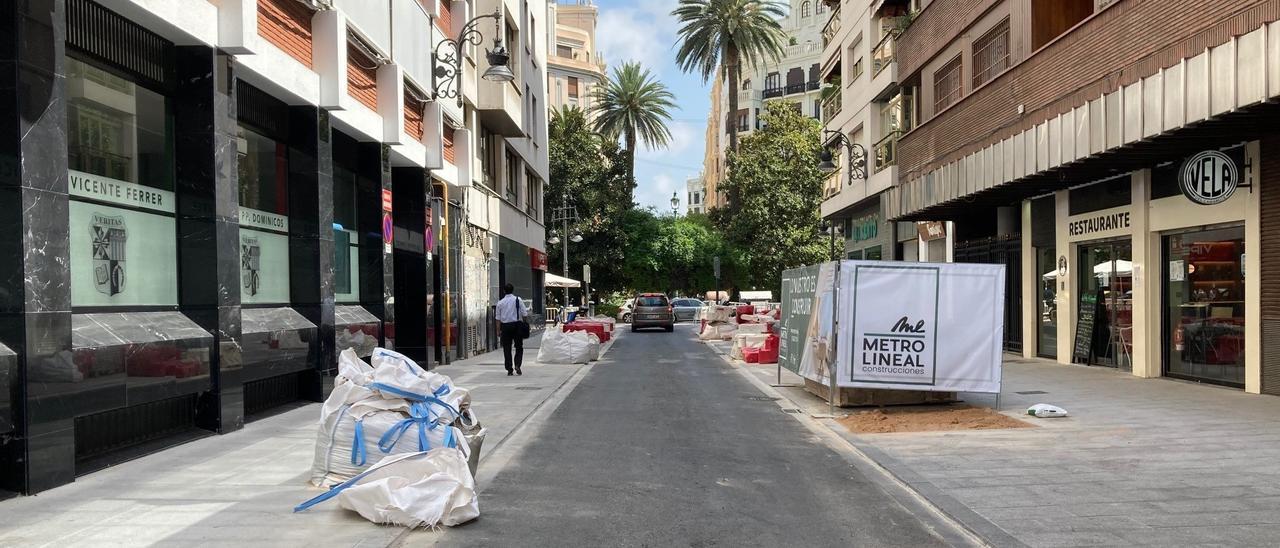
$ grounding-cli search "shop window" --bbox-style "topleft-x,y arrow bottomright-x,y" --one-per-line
932,55 -> 963,114
237,124 -> 290,304
1164,227 -> 1246,387
333,164 -> 361,303
66,56 -> 177,307
972,18 -> 1010,89
1068,174 -> 1130,215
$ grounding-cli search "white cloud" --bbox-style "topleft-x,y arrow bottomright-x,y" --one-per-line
596,0 -> 680,74
637,172 -> 681,212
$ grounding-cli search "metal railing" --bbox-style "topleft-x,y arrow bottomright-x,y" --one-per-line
872,32 -> 896,77
762,87 -> 785,99
821,94 -> 842,120
874,131 -> 901,170
821,6 -> 841,48
807,80 -> 820,91
785,82 -> 806,95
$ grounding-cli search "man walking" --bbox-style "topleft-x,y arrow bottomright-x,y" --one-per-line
495,283 -> 528,376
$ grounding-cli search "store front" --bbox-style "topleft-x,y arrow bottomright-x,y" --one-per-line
842,200 -> 893,260
1027,141 -> 1261,392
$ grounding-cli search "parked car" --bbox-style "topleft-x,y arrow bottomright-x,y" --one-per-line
671,298 -> 705,322
631,293 -> 674,332
617,298 -> 636,323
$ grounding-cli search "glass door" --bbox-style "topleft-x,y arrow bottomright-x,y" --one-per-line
1076,240 -> 1133,368
1163,227 -> 1245,387
1036,246 -> 1057,359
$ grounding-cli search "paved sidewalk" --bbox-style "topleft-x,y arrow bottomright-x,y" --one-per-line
715,340 -> 1280,548
0,331 -> 604,547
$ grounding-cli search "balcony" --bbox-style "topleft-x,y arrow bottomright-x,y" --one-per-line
807,80 -> 820,91
782,42 -> 822,58
738,89 -> 758,103
821,94 -> 842,121
872,32 -> 897,77
821,6 -> 841,48
762,87 -> 785,99
785,82 -> 806,95
874,131 -> 901,171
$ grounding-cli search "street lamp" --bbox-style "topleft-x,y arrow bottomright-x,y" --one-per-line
670,192 -> 680,217
823,219 -> 844,261
433,8 -> 515,108
819,129 -> 868,182
549,194 -> 582,319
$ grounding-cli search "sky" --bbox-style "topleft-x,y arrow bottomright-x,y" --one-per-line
592,0 -> 711,214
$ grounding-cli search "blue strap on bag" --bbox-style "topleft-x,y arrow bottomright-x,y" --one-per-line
350,420 -> 368,466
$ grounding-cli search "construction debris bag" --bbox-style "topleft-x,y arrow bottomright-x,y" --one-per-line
456,408 -> 487,478
310,348 -> 470,487
296,447 -> 478,528
698,322 -> 738,341
730,333 -> 769,360
537,329 -> 597,364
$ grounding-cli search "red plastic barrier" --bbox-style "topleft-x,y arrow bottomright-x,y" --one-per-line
563,322 -> 610,343
743,347 -> 761,363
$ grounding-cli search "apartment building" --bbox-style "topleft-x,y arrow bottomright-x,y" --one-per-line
546,0 -> 606,117
703,74 -> 727,208
884,0 -> 1280,395
722,0 -> 828,142
818,0 -> 931,261
687,175 -> 707,215
0,0 -> 548,495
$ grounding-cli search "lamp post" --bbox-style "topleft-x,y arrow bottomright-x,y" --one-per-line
823,219 -> 844,261
818,130 -> 868,182
433,8 -> 516,108
670,192 -> 680,217
548,193 -> 582,321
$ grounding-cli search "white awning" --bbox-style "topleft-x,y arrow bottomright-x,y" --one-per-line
545,273 -> 581,288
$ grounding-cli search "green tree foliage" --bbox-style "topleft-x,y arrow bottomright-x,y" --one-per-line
547,107 -> 633,299
715,102 -> 827,291
590,62 -> 675,205
620,211 -> 731,297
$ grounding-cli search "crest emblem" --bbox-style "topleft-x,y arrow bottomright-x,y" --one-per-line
241,236 -> 261,296
90,213 -> 127,296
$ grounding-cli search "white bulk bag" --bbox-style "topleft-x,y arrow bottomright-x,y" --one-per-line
537,330 -> 597,364
730,333 -> 769,359
296,447 -> 478,528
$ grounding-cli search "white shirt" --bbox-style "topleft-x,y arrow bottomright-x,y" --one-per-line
495,294 -> 526,323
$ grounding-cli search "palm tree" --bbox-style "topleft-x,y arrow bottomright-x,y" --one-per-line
590,62 -> 676,204
672,0 -> 787,154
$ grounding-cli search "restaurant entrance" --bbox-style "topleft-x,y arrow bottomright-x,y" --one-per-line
1077,239 -> 1133,369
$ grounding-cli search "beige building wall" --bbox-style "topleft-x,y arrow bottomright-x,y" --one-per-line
546,0 -> 606,119
702,74 -> 725,210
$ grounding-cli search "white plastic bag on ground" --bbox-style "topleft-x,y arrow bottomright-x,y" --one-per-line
1026,403 -> 1069,418
296,448 -> 479,528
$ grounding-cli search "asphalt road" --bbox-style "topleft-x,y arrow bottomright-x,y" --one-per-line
441,324 -> 955,547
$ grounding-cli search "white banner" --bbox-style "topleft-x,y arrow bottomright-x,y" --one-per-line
836,261 -> 1005,393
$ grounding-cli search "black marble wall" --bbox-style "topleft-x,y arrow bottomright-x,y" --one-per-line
0,0 -> 75,494
288,106 -> 335,399
355,143 -> 394,348
391,168 -> 433,367
174,47 -> 245,435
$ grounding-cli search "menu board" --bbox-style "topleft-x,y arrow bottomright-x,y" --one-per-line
1072,292 -> 1098,363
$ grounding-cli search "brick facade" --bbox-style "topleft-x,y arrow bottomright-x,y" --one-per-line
405,88 -> 425,141
347,41 -> 378,111
443,126 -> 456,164
257,0 -> 314,69
898,0 -> 1280,185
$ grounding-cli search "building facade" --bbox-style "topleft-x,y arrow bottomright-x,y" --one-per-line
687,176 -> 707,215
723,0 -> 828,140
546,0 -> 606,117
886,0 -> 1280,393
0,0 -> 548,496
818,0 -> 926,261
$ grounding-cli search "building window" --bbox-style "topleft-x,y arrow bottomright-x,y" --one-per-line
851,57 -> 865,80
801,1 -> 811,17
568,76 -> 579,98
932,54 -> 963,114
505,149 -> 519,203
557,44 -> 572,58
742,79 -> 752,90
66,55 -> 177,307
480,126 -> 497,187
237,126 -> 288,216
1164,227 -> 1246,387
525,169 -> 540,220
346,40 -> 379,111
765,72 -> 780,89
816,1 -> 825,13
333,164 -> 360,302
236,123 -> 291,304
972,18 -> 1010,89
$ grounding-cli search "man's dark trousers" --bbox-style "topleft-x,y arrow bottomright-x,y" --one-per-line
500,321 -> 523,373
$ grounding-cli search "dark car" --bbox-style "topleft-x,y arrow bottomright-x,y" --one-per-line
671,298 -> 705,322
631,293 -> 674,332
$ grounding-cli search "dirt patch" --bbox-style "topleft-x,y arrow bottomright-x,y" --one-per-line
838,405 -> 1034,434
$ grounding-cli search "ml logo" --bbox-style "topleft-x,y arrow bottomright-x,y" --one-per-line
1179,150 -> 1239,206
